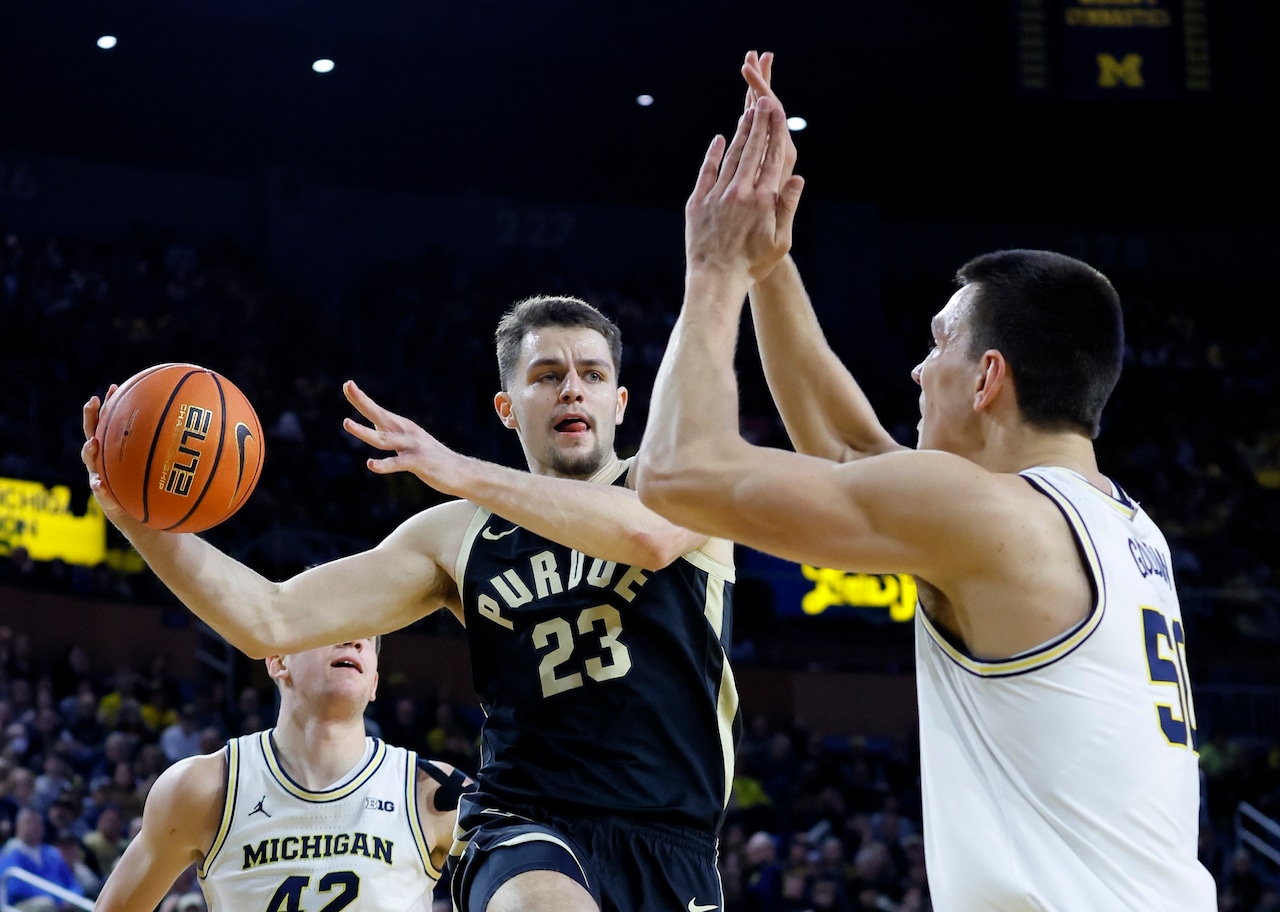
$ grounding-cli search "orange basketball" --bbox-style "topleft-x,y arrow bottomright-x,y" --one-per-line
94,363 -> 266,533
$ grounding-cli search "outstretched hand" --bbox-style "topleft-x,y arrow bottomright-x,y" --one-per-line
685,70 -> 804,285
342,381 -> 470,496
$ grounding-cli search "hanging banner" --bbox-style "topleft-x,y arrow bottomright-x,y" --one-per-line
0,476 -> 107,567
1016,0 -> 1212,96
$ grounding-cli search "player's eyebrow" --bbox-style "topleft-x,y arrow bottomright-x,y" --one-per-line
573,358 -> 612,373
525,356 -> 565,373
526,356 -> 611,374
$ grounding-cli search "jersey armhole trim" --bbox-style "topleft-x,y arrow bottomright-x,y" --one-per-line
918,472 -> 1106,678
455,504 -> 492,593
682,546 -> 736,582
198,738 -> 239,878
405,750 -> 441,880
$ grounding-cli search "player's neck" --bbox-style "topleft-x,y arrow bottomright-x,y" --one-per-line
270,708 -> 370,789
977,425 -> 1106,490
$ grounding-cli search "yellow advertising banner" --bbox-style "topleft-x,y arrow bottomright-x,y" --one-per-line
800,566 -> 917,622
0,476 -> 108,567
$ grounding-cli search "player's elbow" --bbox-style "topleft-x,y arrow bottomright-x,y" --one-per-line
634,455 -> 679,518
222,619 -> 286,660
626,528 -> 687,570
635,456 -> 708,532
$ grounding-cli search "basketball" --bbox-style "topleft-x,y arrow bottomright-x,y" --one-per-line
94,363 -> 266,533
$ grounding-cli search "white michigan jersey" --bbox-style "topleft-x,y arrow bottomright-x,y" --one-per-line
199,732 -> 440,912
915,466 -> 1217,911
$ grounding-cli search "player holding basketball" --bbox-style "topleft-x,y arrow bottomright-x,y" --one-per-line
94,636 -> 472,912
632,53 -> 1216,910
82,295 -> 738,912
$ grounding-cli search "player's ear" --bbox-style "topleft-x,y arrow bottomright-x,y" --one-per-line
265,654 -> 289,684
494,392 -> 519,430
614,386 -> 628,426
973,350 -> 1008,413
369,671 -> 379,703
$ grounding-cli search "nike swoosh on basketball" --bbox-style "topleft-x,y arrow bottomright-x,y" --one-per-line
482,525 -> 517,541
688,900 -> 718,912
233,422 -> 254,497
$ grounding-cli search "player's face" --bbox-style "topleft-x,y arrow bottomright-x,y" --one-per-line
495,325 -> 628,478
911,286 -> 982,454
273,639 -> 380,711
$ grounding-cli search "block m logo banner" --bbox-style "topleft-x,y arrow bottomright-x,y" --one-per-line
1097,52 -> 1145,88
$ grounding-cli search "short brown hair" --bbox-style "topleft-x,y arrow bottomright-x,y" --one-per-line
495,295 -> 622,389
957,249 -> 1123,438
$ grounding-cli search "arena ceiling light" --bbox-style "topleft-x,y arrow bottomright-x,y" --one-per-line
786,116 -> 807,132
312,58 -> 335,74
636,94 -> 655,107
97,35 -> 118,50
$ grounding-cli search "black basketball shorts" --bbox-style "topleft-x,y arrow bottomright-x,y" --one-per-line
449,801 -> 722,912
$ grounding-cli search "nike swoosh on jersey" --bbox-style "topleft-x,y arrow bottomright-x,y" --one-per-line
688,901 -> 718,912
481,525 -> 517,541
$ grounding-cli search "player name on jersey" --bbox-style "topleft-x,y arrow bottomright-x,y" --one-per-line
241,831 -> 394,870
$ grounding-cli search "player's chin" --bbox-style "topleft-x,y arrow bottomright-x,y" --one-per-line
549,446 -> 606,477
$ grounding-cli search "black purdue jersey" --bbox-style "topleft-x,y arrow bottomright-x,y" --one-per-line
455,460 -> 739,832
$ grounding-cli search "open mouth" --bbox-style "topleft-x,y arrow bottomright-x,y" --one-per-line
554,415 -> 591,434
331,657 -> 363,673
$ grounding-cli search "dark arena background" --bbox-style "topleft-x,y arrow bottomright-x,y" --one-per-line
1,1 -> 1278,909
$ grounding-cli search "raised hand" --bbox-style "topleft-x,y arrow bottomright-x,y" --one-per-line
342,380 -> 470,496
684,94 -> 805,285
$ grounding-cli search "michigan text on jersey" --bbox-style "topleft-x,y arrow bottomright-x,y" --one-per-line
242,832 -> 393,870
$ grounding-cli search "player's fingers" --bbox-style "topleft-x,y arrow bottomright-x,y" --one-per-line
776,174 -> 806,242
733,98 -> 773,190
757,102 -> 790,190
345,380 -> 409,432
342,416 -> 377,445
689,134 -> 727,206
365,456 -> 406,476
742,50 -> 760,111
742,63 -> 773,104
714,107 -> 757,195
79,437 -> 119,507
80,435 -> 97,471
343,380 -> 378,418
82,396 -> 101,441
761,51 -> 774,85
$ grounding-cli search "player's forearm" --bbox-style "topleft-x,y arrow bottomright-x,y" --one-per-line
115,523 -> 288,657
94,851 -> 180,912
456,458 -> 704,569
636,268 -> 749,532
750,256 -> 900,462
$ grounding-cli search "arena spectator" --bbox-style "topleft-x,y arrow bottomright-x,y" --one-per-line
0,807 -> 85,911
81,804 -> 128,879
158,704 -> 203,764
